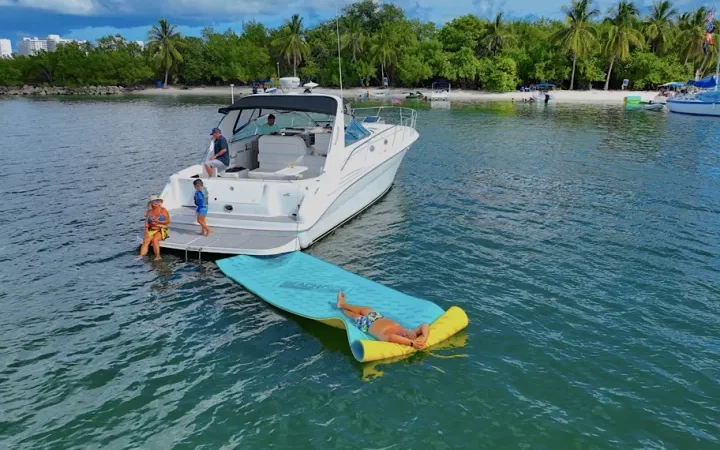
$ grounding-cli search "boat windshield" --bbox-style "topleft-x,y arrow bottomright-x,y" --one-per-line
344,118 -> 371,146
230,110 -> 336,141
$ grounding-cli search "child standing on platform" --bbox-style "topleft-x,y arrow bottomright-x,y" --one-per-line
193,179 -> 210,236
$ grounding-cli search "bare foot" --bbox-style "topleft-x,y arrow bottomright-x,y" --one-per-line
154,256 -> 161,261
336,290 -> 346,309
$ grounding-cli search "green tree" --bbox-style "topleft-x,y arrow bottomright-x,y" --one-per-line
0,59 -> 23,86
482,12 -> 517,55
179,37 -> 210,85
678,7 -> 711,76
553,0 -> 600,90
603,1 -> 644,90
147,18 -> 185,87
644,1 -> 677,55
617,51 -> 691,88
479,56 -> 520,92
33,50 -> 60,84
342,16 -> 365,61
272,14 -> 311,77
369,24 -> 399,83
448,46 -> 482,87
438,15 -> 486,53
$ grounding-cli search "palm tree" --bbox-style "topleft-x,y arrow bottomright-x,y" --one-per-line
272,14 -> 310,77
553,0 -> 600,90
603,1 -> 644,90
369,25 -> 398,84
644,0 -> 677,54
482,12 -> 517,55
342,16 -> 365,62
678,7 -> 710,75
147,18 -> 184,88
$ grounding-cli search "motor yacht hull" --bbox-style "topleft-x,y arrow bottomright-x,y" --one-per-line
159,147 -> 409,256
299,147 -> 407,247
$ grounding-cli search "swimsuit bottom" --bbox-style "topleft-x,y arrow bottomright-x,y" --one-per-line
356,311 -> 383,334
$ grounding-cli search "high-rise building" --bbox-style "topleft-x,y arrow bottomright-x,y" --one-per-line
17,35 -> 87,56
0,39 -> 12,58
18,37 -> 47,56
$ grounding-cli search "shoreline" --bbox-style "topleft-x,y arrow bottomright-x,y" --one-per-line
133,85 -> 661,104
0,84 -> 662,104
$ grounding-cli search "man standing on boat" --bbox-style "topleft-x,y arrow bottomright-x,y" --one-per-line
205,127 -> 230,177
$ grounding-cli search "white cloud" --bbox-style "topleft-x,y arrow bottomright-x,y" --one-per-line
17,0 -> 101,15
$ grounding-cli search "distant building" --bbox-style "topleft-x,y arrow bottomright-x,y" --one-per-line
18,37 -> 46,56
0,38 -> 12,58
17,35 -> 87,56
135,40 -> 145,50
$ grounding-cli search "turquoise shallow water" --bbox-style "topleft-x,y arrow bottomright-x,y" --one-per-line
0,97 -> 719,449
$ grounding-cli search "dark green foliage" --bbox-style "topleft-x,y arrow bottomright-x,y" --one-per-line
0,2 -> 716,92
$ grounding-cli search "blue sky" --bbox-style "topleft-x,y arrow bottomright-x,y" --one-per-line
0,0 -> 705,45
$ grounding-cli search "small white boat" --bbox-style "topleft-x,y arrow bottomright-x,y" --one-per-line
644,103 -> 665,111
430,81 -> 450,101
157,92 -> 418,256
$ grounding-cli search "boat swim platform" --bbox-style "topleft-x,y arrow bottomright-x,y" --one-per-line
160,223 -> 300,256
217,252 -> 469,363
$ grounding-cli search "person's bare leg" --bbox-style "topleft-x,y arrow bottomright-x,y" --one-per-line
205,164 -> 213,177
200,216 -> 210,236
151,233 -> 162,260
340,308 -> 362,321
139,234 -> 151,256
336,291 -> 372,315
197,215 -> 209,235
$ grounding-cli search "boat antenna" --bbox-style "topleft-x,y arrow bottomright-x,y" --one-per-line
335,3 -> 344,100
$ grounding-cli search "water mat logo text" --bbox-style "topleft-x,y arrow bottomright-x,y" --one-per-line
279,281 -> 346,293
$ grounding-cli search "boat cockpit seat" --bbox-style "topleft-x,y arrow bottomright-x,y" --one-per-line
247,135 -> 311,180
256,135 -> 307,172
297,155 -> 326,177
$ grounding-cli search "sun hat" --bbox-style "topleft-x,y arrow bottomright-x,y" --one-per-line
149,194 -> 163,203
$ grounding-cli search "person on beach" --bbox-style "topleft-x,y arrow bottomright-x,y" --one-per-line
205,128 -> 230,177
258,114 -> 281,135
193,179 -> 210,236
336,291 -> 430,349
140,195 -> 170,260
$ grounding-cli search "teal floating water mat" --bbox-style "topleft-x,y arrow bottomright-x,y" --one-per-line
216,252 -> 469,362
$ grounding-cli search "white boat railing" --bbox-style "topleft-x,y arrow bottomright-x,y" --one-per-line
341,107 -> 418,171
351,106 -> 418,130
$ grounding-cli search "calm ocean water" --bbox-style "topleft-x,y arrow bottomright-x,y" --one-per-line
0,96 -> 718,449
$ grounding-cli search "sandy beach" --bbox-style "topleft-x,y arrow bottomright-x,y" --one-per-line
134,85 -> 661,104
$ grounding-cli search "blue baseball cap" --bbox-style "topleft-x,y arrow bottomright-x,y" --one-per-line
210,127 -> 221,134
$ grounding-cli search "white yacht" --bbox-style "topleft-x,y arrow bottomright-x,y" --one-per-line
157,93 -> 418,256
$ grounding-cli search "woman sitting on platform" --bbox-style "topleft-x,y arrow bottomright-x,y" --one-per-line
139,195 -> 170,261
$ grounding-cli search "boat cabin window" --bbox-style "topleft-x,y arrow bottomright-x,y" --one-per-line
344,118 -> 371,146
230,109 -> 336,142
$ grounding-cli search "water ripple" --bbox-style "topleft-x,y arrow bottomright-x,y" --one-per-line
0,98 -> 718,449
